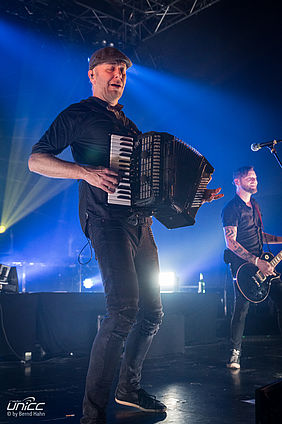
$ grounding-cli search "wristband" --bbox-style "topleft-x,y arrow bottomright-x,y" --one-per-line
255,257 -> 259,266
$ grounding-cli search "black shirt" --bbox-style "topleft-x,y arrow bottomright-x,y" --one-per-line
31,97 -> 141,232
221,194 -> 263,266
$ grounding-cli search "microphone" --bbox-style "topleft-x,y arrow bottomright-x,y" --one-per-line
251,139 -> 281,151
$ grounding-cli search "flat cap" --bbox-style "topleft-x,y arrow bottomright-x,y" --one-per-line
89,47 -> 132,70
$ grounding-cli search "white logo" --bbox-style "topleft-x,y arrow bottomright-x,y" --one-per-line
6,397 -> 46,418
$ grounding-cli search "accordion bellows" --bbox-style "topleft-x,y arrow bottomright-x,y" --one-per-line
108,132 -> 214,229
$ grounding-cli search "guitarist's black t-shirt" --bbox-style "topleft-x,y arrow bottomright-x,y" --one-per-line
221,194 -> 263,274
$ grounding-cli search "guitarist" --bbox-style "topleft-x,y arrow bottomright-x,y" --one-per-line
221,166 -> 282,369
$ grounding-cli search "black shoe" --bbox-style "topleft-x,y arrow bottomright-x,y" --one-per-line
227,349 -> 241,369
115,388 -> 167,412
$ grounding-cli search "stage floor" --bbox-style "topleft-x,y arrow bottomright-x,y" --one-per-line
0,337 -> 282,424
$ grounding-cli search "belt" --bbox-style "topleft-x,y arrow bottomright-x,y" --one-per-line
126,213 -> 152,226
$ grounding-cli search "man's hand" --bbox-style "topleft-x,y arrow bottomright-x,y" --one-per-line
28,153 -> 119,194
203,187 -> 224,203
81,166 -> 119,193
257,258 -> 275,277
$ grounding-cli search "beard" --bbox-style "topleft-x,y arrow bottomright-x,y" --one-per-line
241,182 -> 257,194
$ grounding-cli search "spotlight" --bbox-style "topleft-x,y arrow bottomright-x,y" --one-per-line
109,42 -> 114,47
159,271 -> 177,293
0,264 -> 19,293
82,274 -> 103,291
83,277 -> 95,289
0,225 -> 6,234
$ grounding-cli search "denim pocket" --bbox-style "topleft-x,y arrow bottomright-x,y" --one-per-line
87,218 -> 126,260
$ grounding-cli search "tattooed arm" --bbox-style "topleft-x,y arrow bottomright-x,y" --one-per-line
262,232 -> 282,244
223,226 -> 274,276
223,226 -> 257,264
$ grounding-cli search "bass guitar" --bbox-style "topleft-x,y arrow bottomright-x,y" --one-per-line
236,250 -> 282,303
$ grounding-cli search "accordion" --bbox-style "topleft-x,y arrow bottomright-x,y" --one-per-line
108,132 -> 214,229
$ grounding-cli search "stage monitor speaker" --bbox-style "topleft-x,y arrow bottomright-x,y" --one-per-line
0,265 -> 19,293
255,380 -> 282,423
147,313 -> 184,358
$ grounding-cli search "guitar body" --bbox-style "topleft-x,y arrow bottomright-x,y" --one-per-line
236,252 -> 281,303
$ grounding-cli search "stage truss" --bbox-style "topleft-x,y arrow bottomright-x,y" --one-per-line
1,0 -> 221,47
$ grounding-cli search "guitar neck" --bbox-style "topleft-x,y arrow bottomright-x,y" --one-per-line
270,250 -> 282,269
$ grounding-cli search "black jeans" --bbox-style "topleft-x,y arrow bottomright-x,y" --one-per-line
81,217 -> 163,422
230,275 -> 282,352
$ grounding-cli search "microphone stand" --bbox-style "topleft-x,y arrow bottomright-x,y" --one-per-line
267,140 -> 282,169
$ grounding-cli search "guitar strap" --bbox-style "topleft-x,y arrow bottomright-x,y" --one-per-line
253,201 -> 263,225
253,201 -> 272,254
